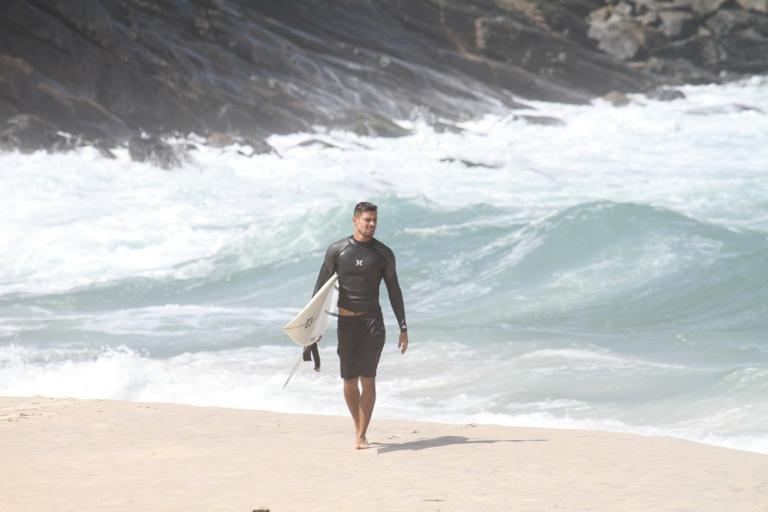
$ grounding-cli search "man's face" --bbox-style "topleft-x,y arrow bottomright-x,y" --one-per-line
353,211 -> 377,239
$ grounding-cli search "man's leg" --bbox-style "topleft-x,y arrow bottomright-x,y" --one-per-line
343,377 -> 361,445
357,376 -> 376,449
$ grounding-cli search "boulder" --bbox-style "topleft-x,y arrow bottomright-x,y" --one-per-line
736,0 -> 768,13
128,136 -> 186,170
641,56 -> 721,84
205,132 -> 277,156
646,88 -> 687,100
513,115 -> 567,126
652,35 -> 728,68
439,157 -> 500,169
684,0 -> 729,15
331,112 -> 411,138
205,132 -> 237,147
430,120 -> 466,134
633,0 -> 727,15
640,11 -> 660,26
92,139 -> 117,159
0,114 -> 76,153
244,138 -> 279,156
658,11 -> 697,38
602,91 -> 632,106
687,104 -> 765,114
589,0 -> 768,79
588,16 -> 647,60
706,8 -> 764,36
294,139 -> 343,150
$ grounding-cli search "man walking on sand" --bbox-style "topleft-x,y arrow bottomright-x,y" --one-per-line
310,201 -> 409,449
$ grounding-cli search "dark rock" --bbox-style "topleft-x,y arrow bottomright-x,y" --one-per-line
206,132 -> 237,148
436,6 -> 646,103
331,113 -> 411,138
431,120 -> 466,134
588,1 -> 768,78
706,8 -> 761,36
641,56 -> 721,84
639,10 -> 660,26
651,35 -> 730,69
294,139 -> 343,150
248,138 -> 279,156
646,88 -> 687,100
128,136 -> 186,170
658,11 -> 697,38
0,0 -> 659,153
92,139 -> 117,159
513,115 -> 567,126
687,104 -> 766,114
736,0 -> 768,13
0,114 -> 76,153
1,0 -> 767,154
439,157 -> 500,169
204,132 -> 277,156
349,141 -> 373,150
0,54 -> 131,142
640,0 -> 728,15
718,33 -> 768,72
651,17 -> 768,73
603,91 -> 632,106
679,0 -> 729,16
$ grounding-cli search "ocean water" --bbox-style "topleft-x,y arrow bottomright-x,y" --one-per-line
2,77 -> 767,453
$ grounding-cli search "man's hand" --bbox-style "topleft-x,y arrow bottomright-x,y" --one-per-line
398,331 -> 409,354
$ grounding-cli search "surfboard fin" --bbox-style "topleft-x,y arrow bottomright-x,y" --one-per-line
282,353 -> 304,389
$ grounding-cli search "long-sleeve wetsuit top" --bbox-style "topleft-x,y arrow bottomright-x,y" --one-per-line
314,236 -> 407,332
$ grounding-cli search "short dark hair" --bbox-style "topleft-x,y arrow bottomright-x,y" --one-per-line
354,201 -> 378,217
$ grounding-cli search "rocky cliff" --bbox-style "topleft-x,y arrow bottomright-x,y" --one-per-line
1,0 -> 766,158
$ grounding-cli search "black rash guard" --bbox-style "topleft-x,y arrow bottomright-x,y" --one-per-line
314,236 -> 407,333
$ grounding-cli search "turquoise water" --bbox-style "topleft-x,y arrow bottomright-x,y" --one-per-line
1,78 -> 767,452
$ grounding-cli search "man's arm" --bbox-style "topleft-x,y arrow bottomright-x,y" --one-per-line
382,249 -> 407,334
383,257 -> 409,354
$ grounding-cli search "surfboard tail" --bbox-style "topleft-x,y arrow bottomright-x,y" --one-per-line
282,273 -> 339,347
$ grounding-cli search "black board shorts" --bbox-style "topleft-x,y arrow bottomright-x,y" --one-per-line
337,308 -> 385,380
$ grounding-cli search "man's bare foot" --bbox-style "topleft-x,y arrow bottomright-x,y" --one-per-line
355,435 -> 369,450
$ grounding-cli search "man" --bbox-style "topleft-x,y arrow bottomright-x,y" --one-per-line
310,201 -> 408,449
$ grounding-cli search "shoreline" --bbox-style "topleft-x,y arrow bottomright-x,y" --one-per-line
2,395 -> 767,511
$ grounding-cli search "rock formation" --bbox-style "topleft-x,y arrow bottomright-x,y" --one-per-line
0,0 -> 765,162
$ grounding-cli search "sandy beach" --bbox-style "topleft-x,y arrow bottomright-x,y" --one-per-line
1,396 -> 766,511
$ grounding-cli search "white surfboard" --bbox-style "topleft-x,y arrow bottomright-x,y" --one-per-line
282,273 -> 339,347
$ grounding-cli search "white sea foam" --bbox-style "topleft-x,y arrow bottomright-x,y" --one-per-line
2,342 -> 766,453
1,78 -> 767,454
2,79 -> 767,296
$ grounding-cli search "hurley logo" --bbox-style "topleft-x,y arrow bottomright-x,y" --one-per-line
356,259 -> 364,266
